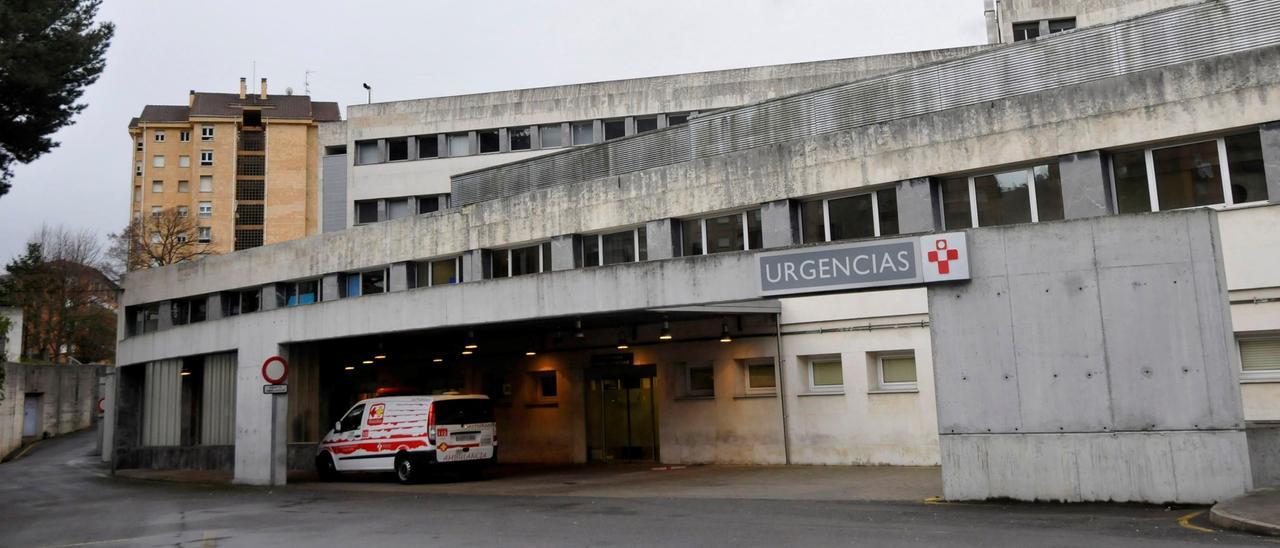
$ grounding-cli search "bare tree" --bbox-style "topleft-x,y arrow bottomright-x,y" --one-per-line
118,207 -> 213,271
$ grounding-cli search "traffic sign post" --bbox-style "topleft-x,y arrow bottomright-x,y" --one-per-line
261,355 -> 289,485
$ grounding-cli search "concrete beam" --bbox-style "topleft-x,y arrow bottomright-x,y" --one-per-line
389,263 -> 409,292
260,286 -> 279,311
205,293 -> 223,321
1059,151 -> 1112,219
760,199 -> 798,248
1261,122 -> 1280,203
157,302 -> 174,331
550,235 -> 578,271
895,178 -> 937,234
321,274 -> 340,302
645,219 -> 678,260
462,249 -> 486,281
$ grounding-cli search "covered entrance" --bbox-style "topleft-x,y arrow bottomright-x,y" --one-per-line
586,362 -> 657,462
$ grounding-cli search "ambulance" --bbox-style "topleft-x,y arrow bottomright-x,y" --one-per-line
315,394 -> 496,484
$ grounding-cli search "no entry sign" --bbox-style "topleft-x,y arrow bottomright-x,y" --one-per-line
261,356 -> 288,385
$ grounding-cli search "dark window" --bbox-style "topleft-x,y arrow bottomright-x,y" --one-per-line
582,234 -> 600,267
1152,140 -> 1223,210
877,189 -> 900,236
1048,18 -> 1076,33
236,204 -> 264,225
681,218 -> 703,256
536,374 -> 558,399
940,177 -> 972,229
234,229 -> 264,250
828,194 -> 875,241
491,249 -> 510,278
1013,22 -> 1040,41
433,399 -> 494,425
637,227 -> 648,261
746,209 -> 762,249
478,130 -> 500,153
356,201 -> 379,224
190,299 -> 206,323
511,245 -> 541,276
418,195 -> 441,214
387,138 -> 409,161
1112,150 -> 1150,214
236,180 -> 265,201
542,243 -> 552,273
800,200 -> 825,243
430,258 -> 459,285
1226,132 -> 1268,204
361,269 -> 387,295
974,170 -> 1032,226
667,113 -> 689,126
705,213 -> 744,254
356,141 -> 380,164
636,117 -> 658,133
418,136 -> 438,158
604,119 -> 625,140
509,127 -> 531,151
171,300 -> 190,326
1034,164 -> 1065,222
601,230 -> 635,265
339,405 -> 364,432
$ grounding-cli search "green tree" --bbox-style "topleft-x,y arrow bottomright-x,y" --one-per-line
0,0 -> 114,197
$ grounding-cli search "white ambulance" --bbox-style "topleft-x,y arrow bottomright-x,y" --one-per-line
315,394 -> 496,484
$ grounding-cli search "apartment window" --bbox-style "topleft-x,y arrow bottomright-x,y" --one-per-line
387,137 -> 409,161
412,257 -> 462,287
871,351 -> 918,392
742,358 -> 777,395
532,371 -> 558,402
509,127 -> 532,151
149,232 -> 161,244
356,140 -> 381,164
197,227 -> 211,243
178,155 -> 190,168
603,119 -> 625,141
799,189 -> 902,243
682,363 -> 714,397
1048,18 -> 1076,34
201,125 -> 214,141
221,289 -> 260,317
198,201 -> 212,218
939,163 -> 1064,229
176,232 -> 188,244
807,356 -> 844,392
447,133 -> 470,156
680,210 -> 763,256
491,243 -> 551,278
282,279 -> 321,307
133,185 -> 141,202
199,175 -> 213,192
478,130 -> 500,153
135,161 -> 142,176
200,150 -> 213,166
153,155 -> 165,168
417,195 -> 443,214
177,206 -> 189,218
355,200 -> 379,224
343,268 -> 388,298
150,206 -> 162,217
135,140 -> 143,152
571,121 -> 594,146
154,130 -> 166,142
152,180 -> 163,193
667,113 -> 689,126
1113,132 -> 1269,214
582,227 -> 648,267
179,131 -> 190,142
540,125 -> 563,148
1012,21 -> 1040,41
177,180 -> 189,193
1239,336 -> 1280,381
387,198 -> 410,220
636,116 -> 658,134
418,136 -> 438,159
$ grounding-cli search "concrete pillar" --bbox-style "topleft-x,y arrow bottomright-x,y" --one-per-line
462,250 -> 487,281
760,199 -> 798,248
1260,122 -> 1280,203
592,120 -> 604,144
624,117 -> 636,137
498,128 -> 510,153
321,274 -> 340,302
389,262 -> 410,292
895,177 -> 938,234
233,339 -> 288,486
260,285 -> 279,311
157,302 -> 174,331
657,113 -> 668,129
550,235 -> 578,271
376,200 -> 387,222
645,219 -> 678,260
1059,151 -> 1113,219
206,293 -> 224,321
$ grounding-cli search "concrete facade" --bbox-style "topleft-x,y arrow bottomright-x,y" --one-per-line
985,0 -> 1208,44
1,363 -> 105,459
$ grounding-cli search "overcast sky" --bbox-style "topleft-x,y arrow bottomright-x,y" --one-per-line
0,0 -> 986,269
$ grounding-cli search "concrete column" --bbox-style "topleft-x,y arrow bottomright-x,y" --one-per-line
468,131 -> 478,156
592,120 -> 604,144
561,122 -> 571,146
1059,151 -> 1113,219
624,117 -> 636,137
657,113 -> 668,129
462,250 -> 487,281
321,274 -> 340,301
389,262 -> 410,292
376,200 -> 387,222
157,302 -> 174,331
206,293 -> 224,321
895,177 -> 938,234
645,219 -> 678,260
436,135 -> 447,159
760,199 -> 798,248
498,128 -> 510,153
550,235 -> 579,271
1260,122 -> 1280,203
530,124 -> 542,150
233,338 -> 288,486
260,285 -> 279,311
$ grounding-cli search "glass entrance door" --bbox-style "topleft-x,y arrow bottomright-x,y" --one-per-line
586,364 -> 657,462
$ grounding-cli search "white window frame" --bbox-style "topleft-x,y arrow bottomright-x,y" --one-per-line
806,355 -> 844,393
179,130 -> 190,142
800,189 -> 894,243
201,125 -> 214,141
176,232 -> 188,244
200,150 -> 213,166
150,206 -> 162,218
149,232 -> 161,244
154,130 -> 165,142
151,181 -> 163,193
1238,334 -> 1280,382
1108,136 -> 1257,214
685,209 -> 759,256
196,227 -> 211,243
177,206 -> 189,218
872,351 -> 918,392
742,358 -> 777,395
682,362 -> 715,398
497,243 -> 549,277
135,140 -> 143,152
417,256 -> 463,287
198,202 -> 212,218
584,227 -> 645,266
134,161 -> 142,176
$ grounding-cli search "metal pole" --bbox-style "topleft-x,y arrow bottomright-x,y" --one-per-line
773,312 -> 791,465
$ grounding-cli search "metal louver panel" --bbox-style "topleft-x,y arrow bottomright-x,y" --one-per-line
451,0 -> 1280,206
200,352 -> 237,445
142,359 -> 182,447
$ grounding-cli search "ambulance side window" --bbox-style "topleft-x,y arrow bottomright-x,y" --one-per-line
339,404 -> 365,432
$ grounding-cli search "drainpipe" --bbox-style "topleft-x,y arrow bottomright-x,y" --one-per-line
773,312 -> 791,464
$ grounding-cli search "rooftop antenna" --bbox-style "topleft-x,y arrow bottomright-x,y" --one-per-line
362,82 -> 371,104
304,70 -> 315,95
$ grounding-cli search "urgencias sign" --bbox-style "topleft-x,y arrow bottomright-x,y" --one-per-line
756,233 -> 969,296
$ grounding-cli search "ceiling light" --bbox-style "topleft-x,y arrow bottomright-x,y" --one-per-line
432,358 -> 444,363
362,359 -> 374,365
461,350 -> 473,356
525,350 -> 537,356
659,319 -> 672,341
574,319 -> 585,339
464,329 -> 478,350
373,354 -> 386,360
344,366 -> 355,371
180,369 -> 191,376
719,322 -> 732,343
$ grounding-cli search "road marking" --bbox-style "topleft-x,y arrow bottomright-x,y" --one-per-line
45,535 -> 157,547
202,530 -> 217,548
1177,510 -> 1215,533
8,439 -> 44,462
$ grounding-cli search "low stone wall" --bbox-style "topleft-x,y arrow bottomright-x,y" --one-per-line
115,445 -> 233,471
1,362 -> 106,459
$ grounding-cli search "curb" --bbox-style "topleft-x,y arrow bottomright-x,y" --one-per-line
1210,490 -> 1280,537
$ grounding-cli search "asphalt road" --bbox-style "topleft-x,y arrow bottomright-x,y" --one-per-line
0,430 -> 1271,547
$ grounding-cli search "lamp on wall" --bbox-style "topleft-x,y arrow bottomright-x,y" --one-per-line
719,322 -> 733,343
464,330 -> 478,350
574,319 -> 585,339
616,329 -> 630,350
659,317 -> 673,341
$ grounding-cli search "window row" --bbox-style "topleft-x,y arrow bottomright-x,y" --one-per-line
676,351 -> 919,399
353,111 -> 695,165
1011,17 -> 1076,42
149,176 -> 214,194
939,163 -> 1064,229
354,195 -> 447,225
799,188 -> 899,244
1112,133 -> 1268,213
150,126 -> 214,143
680,209 -> 763,256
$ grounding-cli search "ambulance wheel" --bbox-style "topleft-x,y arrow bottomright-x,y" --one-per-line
316,453 -> 338,482
395,452 -> 422,484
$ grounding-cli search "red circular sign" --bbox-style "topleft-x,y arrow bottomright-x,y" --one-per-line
262,356 -> 289,385
97,397 -> 106,414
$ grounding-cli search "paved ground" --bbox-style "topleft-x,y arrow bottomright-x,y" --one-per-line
1,431 -> 1274,547
1213,488 -> 1280,536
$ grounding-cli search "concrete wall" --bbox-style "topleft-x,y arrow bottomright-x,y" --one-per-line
988,0 -> 1207,43
0,307 -> 20,362
0,363 -> 104,459
929,210 -> 1251,503
1218,205 -> 1280,422
1247,422 -> 1280,488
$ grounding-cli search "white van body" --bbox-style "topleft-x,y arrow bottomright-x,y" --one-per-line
316,395 -> 496,482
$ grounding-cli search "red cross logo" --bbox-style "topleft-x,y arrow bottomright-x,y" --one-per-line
928,239 -> 959,274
